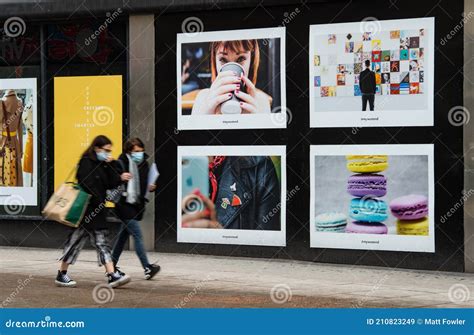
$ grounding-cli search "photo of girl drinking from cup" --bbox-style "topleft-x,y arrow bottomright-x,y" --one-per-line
191,39 -> 272,115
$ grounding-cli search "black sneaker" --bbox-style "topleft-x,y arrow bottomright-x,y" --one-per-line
107,271 -> 131,288
144,264 -> 161,280
55,270 -> 77,288
114,266 -> 126,277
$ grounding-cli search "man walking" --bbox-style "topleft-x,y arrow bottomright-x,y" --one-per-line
359,59 -> 376,111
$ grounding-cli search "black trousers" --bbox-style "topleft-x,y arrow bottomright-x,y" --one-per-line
362,94 -> 375,111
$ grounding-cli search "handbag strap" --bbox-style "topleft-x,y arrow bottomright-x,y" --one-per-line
1,100 -> 11,142
65,165 -> 78,183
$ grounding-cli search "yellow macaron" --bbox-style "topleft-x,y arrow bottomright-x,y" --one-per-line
396,218 -> 429,236
346,155 -> 388,173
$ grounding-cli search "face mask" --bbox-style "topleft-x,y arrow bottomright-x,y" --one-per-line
131,151 -> 144,164
96,151 -> 110,162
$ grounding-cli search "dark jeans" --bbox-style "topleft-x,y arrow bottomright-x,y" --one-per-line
112,219 -> 150,269
362,94 -> 375,111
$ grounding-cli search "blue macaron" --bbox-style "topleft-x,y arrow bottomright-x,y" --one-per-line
349,198 -> 388,222
315,212 -> 347,232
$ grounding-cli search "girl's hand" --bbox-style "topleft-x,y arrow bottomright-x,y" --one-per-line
121,172 -> 132,181
148,184 -> 157,192
201,70 -> 242,115
181,192 -> 222,229
235,74 -> 258,114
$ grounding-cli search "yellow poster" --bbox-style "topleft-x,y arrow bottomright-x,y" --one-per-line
54,75 -> 122,189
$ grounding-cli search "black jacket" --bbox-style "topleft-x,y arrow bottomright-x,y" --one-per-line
76,153 -> 122,230
214,156 -> 280,230
359,68 -> 376,94
114,153 -> 150,221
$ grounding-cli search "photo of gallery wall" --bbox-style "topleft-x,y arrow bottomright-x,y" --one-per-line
309,17 -> 434,128
177,146 -> 286,246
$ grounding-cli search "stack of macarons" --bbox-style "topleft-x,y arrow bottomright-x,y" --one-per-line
389,194 -> 429,235
314,212 -> 347,232
345,155 -> 389,234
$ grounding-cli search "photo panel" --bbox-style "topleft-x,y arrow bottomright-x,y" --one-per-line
177,146 -> 286,246
310,18 -> 434,127
310,144 -> 434,252
177,27 -> 286,130
0,78 -> 38,206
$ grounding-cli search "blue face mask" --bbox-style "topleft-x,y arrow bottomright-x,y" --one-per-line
96,151 -> 110,162
131,151 -> 144,164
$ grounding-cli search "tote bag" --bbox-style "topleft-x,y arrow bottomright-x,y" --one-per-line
42,168 -> 91,228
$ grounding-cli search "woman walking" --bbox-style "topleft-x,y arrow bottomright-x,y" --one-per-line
112,138 -> 160,280
55,135 -> 131,288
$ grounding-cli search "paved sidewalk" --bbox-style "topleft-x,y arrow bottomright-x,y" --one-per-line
0,246 -> 473,308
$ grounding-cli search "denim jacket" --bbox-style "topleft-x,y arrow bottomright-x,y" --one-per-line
214,156 -> 281,230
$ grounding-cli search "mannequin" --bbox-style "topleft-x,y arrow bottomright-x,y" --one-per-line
0,89 -> 24,187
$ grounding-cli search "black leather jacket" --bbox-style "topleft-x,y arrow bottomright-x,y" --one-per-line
213,156 -> 281,230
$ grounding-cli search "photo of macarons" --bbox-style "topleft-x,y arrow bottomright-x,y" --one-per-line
346,155 -> 388,173
314,153 -> 429,239
389,194 -> 428,220
347,174 -> 387,197
312,145 -> 433,251
314,212 -> 347,232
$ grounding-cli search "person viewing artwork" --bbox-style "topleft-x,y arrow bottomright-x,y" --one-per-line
359,59 -> 376,111
191,40 -> 272,115
181,155 -> 281,230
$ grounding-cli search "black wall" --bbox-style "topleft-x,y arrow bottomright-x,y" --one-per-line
154,0 -> 465,271
0,0 -> 465,272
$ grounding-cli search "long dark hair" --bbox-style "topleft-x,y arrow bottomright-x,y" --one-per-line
82,135 -> 112,160
124,137 -> 145,153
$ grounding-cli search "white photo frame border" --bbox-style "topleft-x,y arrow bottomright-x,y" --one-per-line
0,78 -> 38,206
309,17 -> 435,128
309,144 -> 435,252
177,145 -> 286,246
177,27 -> 287,130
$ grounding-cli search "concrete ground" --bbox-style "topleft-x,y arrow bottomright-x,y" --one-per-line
0,246 -> 473,308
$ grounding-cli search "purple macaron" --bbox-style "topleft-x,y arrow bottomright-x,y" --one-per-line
347,174 -> 387,197
389,194 -> 428,220
345,221 -> 388,234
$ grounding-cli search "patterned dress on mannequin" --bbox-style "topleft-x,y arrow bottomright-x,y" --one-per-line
0,90 -> 24,187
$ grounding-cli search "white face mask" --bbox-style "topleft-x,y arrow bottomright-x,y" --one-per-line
131,151 -> 144,163
96,151 -> 110,161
